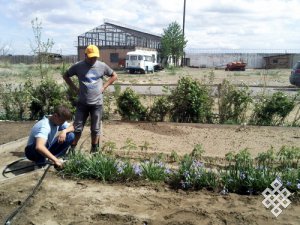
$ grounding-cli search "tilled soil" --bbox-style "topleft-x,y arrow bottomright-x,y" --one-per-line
0,121 -> 299,225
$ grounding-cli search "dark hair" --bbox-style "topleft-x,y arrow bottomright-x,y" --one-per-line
53,105 -> 72,121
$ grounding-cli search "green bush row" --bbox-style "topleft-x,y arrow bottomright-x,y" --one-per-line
116,77 -> 300,126
0,77 -> 72,120
0,75 -> 299,126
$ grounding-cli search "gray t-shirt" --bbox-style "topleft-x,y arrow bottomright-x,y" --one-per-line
66,60 -> 114,105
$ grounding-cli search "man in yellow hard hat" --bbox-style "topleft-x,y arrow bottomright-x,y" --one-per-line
63,45 -> 118,153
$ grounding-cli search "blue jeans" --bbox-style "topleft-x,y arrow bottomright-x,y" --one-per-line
25,132 -> 75,164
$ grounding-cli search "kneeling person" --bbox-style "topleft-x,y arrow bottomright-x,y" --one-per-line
25,105 -> 75,168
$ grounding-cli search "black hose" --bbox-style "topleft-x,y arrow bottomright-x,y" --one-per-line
2,158 -> 27,177
2,148 -> 68,224
3,164 -> 52,225
2,159 -> 50,178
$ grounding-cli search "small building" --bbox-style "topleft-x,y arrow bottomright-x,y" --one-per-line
38,52 -> 63,63
263,54 -> 293,69
77,20 -> 161,69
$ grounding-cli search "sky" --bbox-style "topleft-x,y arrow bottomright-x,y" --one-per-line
0,0 -> 299,55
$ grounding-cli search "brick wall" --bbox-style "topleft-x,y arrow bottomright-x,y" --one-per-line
78,46 -> 135,70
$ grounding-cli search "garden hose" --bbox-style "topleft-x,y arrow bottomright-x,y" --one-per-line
2,158 -> 49,178
2,158 -> 27,178
2,161 -> 53,225
3,164 -> 52,225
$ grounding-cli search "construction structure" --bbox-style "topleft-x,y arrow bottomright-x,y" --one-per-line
77,20 -> 161,69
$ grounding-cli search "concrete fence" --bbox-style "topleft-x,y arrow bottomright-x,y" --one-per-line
0,55 -> 77,64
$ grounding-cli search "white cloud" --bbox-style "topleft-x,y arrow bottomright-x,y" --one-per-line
0,0 -> 299,55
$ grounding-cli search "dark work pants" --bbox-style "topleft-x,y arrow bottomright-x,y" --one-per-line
25,132 -> 75,164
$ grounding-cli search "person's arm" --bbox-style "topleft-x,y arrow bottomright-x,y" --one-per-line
35,137 -> 63,168
63,72 -> 79,94
101,71 -> 118,93
57,124 -> 75,143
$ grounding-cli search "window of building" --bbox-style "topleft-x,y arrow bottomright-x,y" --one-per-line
110,53 -> 119,63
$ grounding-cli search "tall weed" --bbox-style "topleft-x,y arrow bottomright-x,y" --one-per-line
218,80 -> 252,124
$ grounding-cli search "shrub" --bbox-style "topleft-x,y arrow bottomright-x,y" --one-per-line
168,77 -> 214,123
29,76 -> 71,119
250,92 -> 296,125
116,87 -> 147,121
218,80 -> 252,124
147,96 -> 170,122
64,77 -> 78,108
103,92 -> 114,120
0,82 -> 31,120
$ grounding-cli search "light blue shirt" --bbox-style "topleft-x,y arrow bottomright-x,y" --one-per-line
27,116 -> 69,147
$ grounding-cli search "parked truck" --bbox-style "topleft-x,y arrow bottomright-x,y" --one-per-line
225,61 -> 247,71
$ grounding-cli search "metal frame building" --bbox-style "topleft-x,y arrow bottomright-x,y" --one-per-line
77,20 -> 161,69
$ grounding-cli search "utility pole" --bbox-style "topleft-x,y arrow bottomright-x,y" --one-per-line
182,0 -> 186,66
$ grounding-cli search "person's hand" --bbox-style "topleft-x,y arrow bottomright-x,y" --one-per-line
58,130 -> 67,143
54,159 -> 64,169
100,87 -> 105,93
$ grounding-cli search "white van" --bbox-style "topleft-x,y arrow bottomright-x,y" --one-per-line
125,50 -> 157,74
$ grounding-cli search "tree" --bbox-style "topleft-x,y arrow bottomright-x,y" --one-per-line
0,40 -> 11,56
160,21 -> 187,66
30,17 -> 55,78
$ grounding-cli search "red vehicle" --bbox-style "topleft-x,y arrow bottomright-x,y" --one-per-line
225,61 -> 246,71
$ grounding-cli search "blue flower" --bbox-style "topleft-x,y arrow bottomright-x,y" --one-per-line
183,171 -> 190,179
115,161 -> 126,174
133,164 -> 142,176
116,165 -> 124,174
155,161 -> 163,167
240,172 -> 246,180
164,168 -> 172,174
191,160 -> 204,169
180,180 -> 190,189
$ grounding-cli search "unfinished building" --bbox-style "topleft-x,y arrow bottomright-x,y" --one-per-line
77,20 -> 161,69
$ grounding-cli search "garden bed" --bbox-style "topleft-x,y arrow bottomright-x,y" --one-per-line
0,121 -> 299,224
